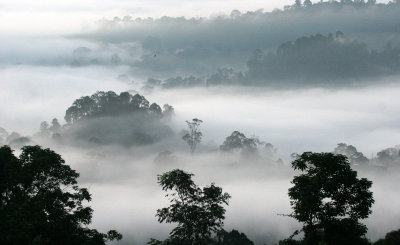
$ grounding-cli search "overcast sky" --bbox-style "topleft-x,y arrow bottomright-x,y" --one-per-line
0,0 -> 391,35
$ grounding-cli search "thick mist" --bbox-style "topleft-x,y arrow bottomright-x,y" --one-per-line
2,1 -> 400,244
1,63 -> 400,244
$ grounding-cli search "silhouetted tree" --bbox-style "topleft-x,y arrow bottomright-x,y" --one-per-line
0,145 -> 122,245
149,169 -> 230,245
182,118 -> 203,154
149,103 -> 162,115
220,131 -> 275,158
213,229 -> 254,245
64,91 -> 162,124
374,229 -> 400,245
287,152 -> 374,245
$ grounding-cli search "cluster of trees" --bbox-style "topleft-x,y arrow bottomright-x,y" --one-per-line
286,0 -> 399,10
35,91 -> 175,146
64,91 -> 173,124
0,145 -> 122,244
220,131 -> 276,159
180,120 -> 398,168
150,152 -> 400,245
144,32 -> 400,89
180,120 -> 277,160
332,143 -> 400,167
246,32 -> 400,83
0,127 -> 31,147
2,144 -> 400,244
333,143 -> 369,165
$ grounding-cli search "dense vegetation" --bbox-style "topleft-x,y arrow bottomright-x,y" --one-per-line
0,143 -> 398,244
144,32 -> 400,89
0,145 -> 122,245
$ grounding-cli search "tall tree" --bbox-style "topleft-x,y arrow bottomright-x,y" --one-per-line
287,152 -> 374,245
182,118 -> 203,154
149,169 -> 230,245
0,145 -> 122,245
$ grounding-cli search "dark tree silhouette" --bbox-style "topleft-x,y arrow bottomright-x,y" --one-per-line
149,169 -> 230,245
60,91 -> 174,146
0,145 -> 122,245
220,131 -> 276,158
182,118 -> 203,154
287,152 -> 374,245
374,229 -> 400,245
213,229 -> 254,245
64,91 -> 163,124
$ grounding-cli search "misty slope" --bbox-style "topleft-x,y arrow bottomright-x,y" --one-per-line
144,32 -> 400,89
68,2 -> 400,78
33,91 -> 175,147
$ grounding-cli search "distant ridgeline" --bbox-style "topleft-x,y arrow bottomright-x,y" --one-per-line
39,91 -> 174,146
144,32 -> 400,89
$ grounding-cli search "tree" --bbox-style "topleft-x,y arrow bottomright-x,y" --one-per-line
333,143 -> 369,165
0,145 -> 122,245
162,104 -> 175,117
374,229 -> 400,245
376,147 -> 400,166
149,103 -> 162,115
287,152 -> 374,245
220,131 -> 276,158
149,169 -> 230,245
50,118 -> 61,134
213,229 -> 254,245
182,118 -> 203,154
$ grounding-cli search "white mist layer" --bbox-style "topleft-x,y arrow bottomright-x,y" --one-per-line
1,65 -> 400,244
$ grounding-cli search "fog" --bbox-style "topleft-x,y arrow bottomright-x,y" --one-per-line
2,1 -> 400,244
1,62 -> 400,243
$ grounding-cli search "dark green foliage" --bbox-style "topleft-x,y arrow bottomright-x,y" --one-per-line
60,91 -> 174,146
65,91 -> 162,124
150,169 -> 230,245
0,145 -> 122,245
279,238 -> 303,245
374,229 -> 400,245
213,229 -> 254,245
288,152 -> 374,245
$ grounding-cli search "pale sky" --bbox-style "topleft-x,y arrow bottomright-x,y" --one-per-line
0,0 -> 390,35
